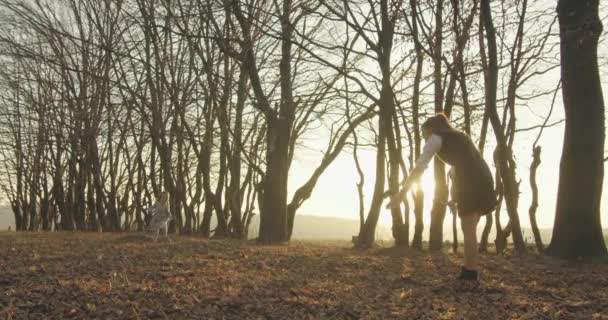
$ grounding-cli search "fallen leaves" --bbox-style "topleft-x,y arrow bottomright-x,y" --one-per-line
1,232 -> 607,319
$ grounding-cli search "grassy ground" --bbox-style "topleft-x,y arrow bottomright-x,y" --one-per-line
1,232 -> 607,319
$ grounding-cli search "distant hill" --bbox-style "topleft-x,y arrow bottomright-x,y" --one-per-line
247,214 -> 393,241
1,207 -> 606,245
248,214 -> 608,245
248,214 -> 557,243
0,209 -> 393,239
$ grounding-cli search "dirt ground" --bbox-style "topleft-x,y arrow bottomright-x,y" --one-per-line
0,232 -> 607,319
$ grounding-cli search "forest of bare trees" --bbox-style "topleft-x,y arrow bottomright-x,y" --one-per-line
0,0 -> 604,258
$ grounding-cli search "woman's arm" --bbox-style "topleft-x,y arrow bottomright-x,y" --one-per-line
402,134 -> 442,191
387,134 -> 442,208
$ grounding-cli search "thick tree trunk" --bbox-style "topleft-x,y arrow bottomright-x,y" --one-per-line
547,0 -> 607,258
258,120 -> 290,244
11,200 -> 22,231
257,0 -> 294,244
201,200 -> 214,237
40,187 -> 50,232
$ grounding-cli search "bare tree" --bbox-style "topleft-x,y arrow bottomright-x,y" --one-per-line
547,0 -> 607,259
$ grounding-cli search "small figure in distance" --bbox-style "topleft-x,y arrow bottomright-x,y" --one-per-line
146,192 -> 172,241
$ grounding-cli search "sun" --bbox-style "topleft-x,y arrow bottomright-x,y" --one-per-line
414,169 -> 436,194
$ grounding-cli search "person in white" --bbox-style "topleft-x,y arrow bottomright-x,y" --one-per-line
146,192 -> 172,241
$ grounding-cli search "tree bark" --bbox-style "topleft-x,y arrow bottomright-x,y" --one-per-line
547,0 -> 607,258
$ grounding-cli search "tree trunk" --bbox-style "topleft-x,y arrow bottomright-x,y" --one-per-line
492,149 -> 508,254
479,208 -> 493,253
529,146 -> 544,253
451,207 -> 458,254
257,0 -> 294,244
212,106 -> 230,238
229,69 -> 248,239
352,127 -> 365,236
357,119 -> 386,248
429,0 -> 448,252
11,200 -> 22,231
379,0 -> 407,247
477,17 -> 492,252
481,0 -> 526,253
409,0 -> 425,250
412,189 -> 424,249
547,0 -> 607,258
258,119 -> 290,244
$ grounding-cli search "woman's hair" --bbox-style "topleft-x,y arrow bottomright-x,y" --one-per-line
421,113 -> 457,133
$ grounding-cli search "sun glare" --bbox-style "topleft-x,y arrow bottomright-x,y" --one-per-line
414,168 -> 436,195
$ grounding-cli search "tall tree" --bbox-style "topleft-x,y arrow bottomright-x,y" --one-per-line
406,0 -> 426,249
547,0 -> 607,258
427,0 -> 449,252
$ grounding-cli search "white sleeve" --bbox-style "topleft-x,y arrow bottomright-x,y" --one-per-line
414,134 -> 442,171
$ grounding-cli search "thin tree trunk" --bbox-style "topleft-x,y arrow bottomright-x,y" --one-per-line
429,0 -> 449,252
408,0 -> 425,250
357,120 -> 386,248
378,0 -> 407,247
529,146 -> 544,253
481,0 -> 526,253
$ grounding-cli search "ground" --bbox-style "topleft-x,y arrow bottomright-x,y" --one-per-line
0,232 -> 607,320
